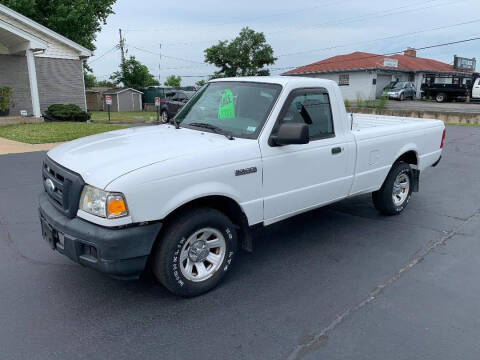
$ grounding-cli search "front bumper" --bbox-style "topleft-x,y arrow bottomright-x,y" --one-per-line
39,192 -> 162,280
387,92 -> 401,99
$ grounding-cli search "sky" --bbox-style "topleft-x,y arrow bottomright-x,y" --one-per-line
89,0 -> 480,86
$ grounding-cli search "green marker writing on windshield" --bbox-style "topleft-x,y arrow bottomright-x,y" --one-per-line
218,89 -> 235,119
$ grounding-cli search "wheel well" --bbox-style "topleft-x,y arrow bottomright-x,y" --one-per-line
164,195 -> 248,228
395,150 -> 418,166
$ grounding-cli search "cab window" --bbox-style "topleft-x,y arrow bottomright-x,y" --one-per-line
278,91 -> 334,140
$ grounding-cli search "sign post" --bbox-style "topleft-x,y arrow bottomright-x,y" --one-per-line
155,97 -> 161,123
105,95 -> 112,122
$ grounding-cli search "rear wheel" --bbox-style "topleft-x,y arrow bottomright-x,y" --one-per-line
435,93 -> 447,103
372,162 -> 413,215
152,208 -> 237,297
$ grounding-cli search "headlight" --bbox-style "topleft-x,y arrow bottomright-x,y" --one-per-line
79,185 -> 128,219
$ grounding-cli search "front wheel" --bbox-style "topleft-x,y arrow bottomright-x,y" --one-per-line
161,110 -> 169,124
399,93 -> 404,101
372,161 -> 413,215
152,208 -> 237,297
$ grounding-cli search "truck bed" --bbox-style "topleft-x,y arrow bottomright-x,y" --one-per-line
346,112 -> 444,196
349,113 -> 442,133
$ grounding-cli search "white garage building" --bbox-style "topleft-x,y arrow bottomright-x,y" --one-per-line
283,48 -> 473,101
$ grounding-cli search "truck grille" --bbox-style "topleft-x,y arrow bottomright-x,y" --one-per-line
42,156 -> 85,218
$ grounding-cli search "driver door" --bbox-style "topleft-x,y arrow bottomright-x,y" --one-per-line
260,88 -> 354,223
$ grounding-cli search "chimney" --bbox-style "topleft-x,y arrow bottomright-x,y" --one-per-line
404,47 -> 417,57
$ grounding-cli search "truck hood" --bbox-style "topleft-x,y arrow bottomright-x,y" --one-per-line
47,125 -> 236,189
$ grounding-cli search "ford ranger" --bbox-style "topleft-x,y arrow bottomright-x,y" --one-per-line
39,77 -> 445,297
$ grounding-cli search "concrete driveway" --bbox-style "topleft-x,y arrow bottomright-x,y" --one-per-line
0,125 -> 479,360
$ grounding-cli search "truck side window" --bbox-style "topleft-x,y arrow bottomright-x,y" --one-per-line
279,92 -> 334,140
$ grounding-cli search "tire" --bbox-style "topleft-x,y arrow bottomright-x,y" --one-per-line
435,93 -> 446,103
399,93 -> 404,101
161,110 -> 169,124
152,208 -> 237,297
372,161 -> 413,216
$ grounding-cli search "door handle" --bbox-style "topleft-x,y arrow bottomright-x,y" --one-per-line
331,147 -> 342,155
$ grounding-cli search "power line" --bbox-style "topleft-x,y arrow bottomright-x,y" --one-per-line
90,16 -> 476,68
277,18 -> 480,58
88,45 -> 117,64
127,45 -> 210,65
124,0 -> 340,35
271,36 -> 480,72
268,0 -> 454,36
150,0 -> 458,47
91,36 -> 480,81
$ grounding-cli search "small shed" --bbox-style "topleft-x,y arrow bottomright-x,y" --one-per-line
85,87 -> 109,111
103,88 -> 143,112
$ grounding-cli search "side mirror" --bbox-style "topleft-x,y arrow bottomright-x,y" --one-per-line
270,123 -> 309,146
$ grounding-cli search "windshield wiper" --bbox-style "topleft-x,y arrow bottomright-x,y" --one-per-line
187,122 -> 235,140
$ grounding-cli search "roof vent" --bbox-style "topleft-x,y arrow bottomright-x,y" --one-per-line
404,47 -> 417,57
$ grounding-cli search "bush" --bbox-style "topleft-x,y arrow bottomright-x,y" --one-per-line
344,99 -> 351,108
378,96 -> 388,109
45,104 -> 91,122
0,86 -> 12,112
356,93 -> 364,108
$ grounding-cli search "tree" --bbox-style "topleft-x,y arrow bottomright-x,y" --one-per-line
195,79 -> 207,87
204,27 -> 276,78
84,73 -> 96,88
0,0 -> 116,51
96,79 -> 115,88
110,56 -> 159,90
164,75 -> 182,87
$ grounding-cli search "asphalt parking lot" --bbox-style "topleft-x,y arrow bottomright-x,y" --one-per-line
0,125 -> 479,360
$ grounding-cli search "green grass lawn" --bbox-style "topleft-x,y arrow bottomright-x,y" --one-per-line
90,111 -> 158,123
0,122 -> 126,144
446,122 -> 480,127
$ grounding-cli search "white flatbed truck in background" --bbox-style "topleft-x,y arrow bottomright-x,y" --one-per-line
39,76 -> 445,296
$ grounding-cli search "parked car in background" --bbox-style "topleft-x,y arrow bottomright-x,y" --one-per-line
421,74 -> 480,103
160,90 -> 195,123
387,81 -> 416,101
381,81 -> 398,97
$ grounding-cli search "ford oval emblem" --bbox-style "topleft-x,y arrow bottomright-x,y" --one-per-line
45,178 -> 55,192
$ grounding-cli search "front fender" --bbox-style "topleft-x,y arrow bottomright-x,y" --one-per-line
160,181 -> 245,220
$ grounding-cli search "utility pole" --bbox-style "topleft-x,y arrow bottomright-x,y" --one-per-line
119,28 -> 126,65
158,43 -> 162,85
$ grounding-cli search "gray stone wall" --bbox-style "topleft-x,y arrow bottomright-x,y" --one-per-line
0,54 -> 32,115
35,57 -> 86,111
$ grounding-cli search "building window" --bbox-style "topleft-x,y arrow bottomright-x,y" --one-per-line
338,74 -> 349,86
372,78 -> 377,85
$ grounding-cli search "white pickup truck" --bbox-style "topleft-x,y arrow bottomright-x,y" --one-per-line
39,77 -> 445,296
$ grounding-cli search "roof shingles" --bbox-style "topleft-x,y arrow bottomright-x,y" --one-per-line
284,51 -> 471,75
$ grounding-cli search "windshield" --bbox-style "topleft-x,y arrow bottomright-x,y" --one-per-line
175,81 -> 282,139
392,82 -> 407,89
